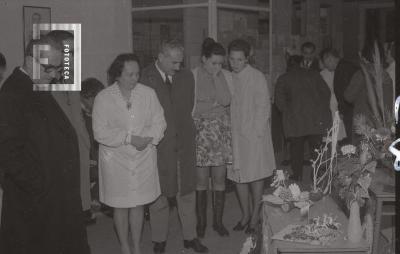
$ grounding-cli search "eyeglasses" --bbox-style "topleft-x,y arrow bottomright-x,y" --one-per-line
40,63 -> 63,73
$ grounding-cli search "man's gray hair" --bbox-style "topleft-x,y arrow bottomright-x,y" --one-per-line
159,39 -> 184,55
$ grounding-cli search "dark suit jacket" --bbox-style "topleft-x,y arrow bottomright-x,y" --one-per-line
301,57 -> 320,72
333,59 -> 358,141
275,67 -> 332,138
140,64 -> 196,197
0,68 -> 90,254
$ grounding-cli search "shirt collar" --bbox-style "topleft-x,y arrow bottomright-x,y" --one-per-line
81,102 -> 91,116
19,67 -> 31,79
155,61 -> 171,83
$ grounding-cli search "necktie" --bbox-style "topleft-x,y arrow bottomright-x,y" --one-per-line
165,75 -> 172,90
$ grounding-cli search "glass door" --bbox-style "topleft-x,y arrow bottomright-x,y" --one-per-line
132,0 -> 271,78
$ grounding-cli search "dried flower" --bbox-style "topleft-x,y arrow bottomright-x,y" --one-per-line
341,145 -> 357,157
289,183 -> 301,200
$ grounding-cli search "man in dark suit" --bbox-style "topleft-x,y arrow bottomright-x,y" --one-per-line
300,41 -> 320,71
47,30 -> 95,225
275,55 -> 332,183
333,59 -> 358,144
0,36 -> 90,254
140,40 -> 208,254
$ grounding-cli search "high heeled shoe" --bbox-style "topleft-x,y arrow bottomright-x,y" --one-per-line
232,220 -> 249,231
245,221 -> 260,235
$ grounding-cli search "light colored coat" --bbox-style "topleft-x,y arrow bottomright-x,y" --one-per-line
92,83 -> 166,208
227,65 -> 276,183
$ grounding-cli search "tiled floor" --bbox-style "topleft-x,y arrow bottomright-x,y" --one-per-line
87,191 -> 249,254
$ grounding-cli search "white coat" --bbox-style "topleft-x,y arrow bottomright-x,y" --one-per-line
227,65 -> 276,183
92,83 -> 166,208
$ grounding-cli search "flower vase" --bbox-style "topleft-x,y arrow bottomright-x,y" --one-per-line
348,201 -> 362,243
309,189 -> 323,202
359,150 -> 368,165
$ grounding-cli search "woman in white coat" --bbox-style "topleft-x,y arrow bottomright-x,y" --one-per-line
227,39 -> 276,234
92,54 -> 166,254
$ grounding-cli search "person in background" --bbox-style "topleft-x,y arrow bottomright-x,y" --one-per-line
344,40 -> 393,141
300,41 -> 320,71
319,48 -> 347,141
0,36 -> 90,254
227,39 -> 276,234
80,78 -> 113,217
93,54 -> 166,254
192,38 -> 232,238
47,30 -> 95,225
140,40 -> 209,254
275,54 -> 331,183
330,51 -> 359,144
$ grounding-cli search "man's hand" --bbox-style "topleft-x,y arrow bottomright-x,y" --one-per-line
130,136 -> 153,151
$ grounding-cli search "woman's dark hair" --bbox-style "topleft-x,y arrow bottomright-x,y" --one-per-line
320,48 -> 340,60
81,78 -> 105,98
201,37 -> 226,58
107,53 -> 140,84
361,40 -> 385,64
0,52 -> 6,68
228,39 -> 251,58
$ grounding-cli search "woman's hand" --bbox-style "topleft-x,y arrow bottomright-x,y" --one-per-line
130,135 -> 153,151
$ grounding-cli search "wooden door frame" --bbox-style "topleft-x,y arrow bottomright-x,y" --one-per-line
358,1 -> 394,50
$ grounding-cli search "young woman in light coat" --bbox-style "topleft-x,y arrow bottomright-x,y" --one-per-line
227,39 -> 276,234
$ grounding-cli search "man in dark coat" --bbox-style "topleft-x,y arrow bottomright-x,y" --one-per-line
140,40 -> 208,254
275,55 -> 332,182
333,59 -> 358,144
0,36 -> 90,254
300,41 -> 320,71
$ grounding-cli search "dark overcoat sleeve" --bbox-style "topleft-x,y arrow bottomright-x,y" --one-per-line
0,93 -> 44,195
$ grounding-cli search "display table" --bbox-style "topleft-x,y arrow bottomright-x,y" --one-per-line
262,196 -> 370,254
369,168 -> 395,254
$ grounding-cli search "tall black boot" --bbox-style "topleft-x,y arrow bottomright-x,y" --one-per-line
212,190 -> 229,236
196,190 -> 207,238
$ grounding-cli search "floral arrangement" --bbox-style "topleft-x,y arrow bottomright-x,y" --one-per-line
263,170 -> 311,212
334,144 -> 376,209
353,113 -> 395,164
356,39 -> 395,168
273,214 -> 342,246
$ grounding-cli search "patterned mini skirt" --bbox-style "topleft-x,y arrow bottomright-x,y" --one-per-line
194,111 -> 232,167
